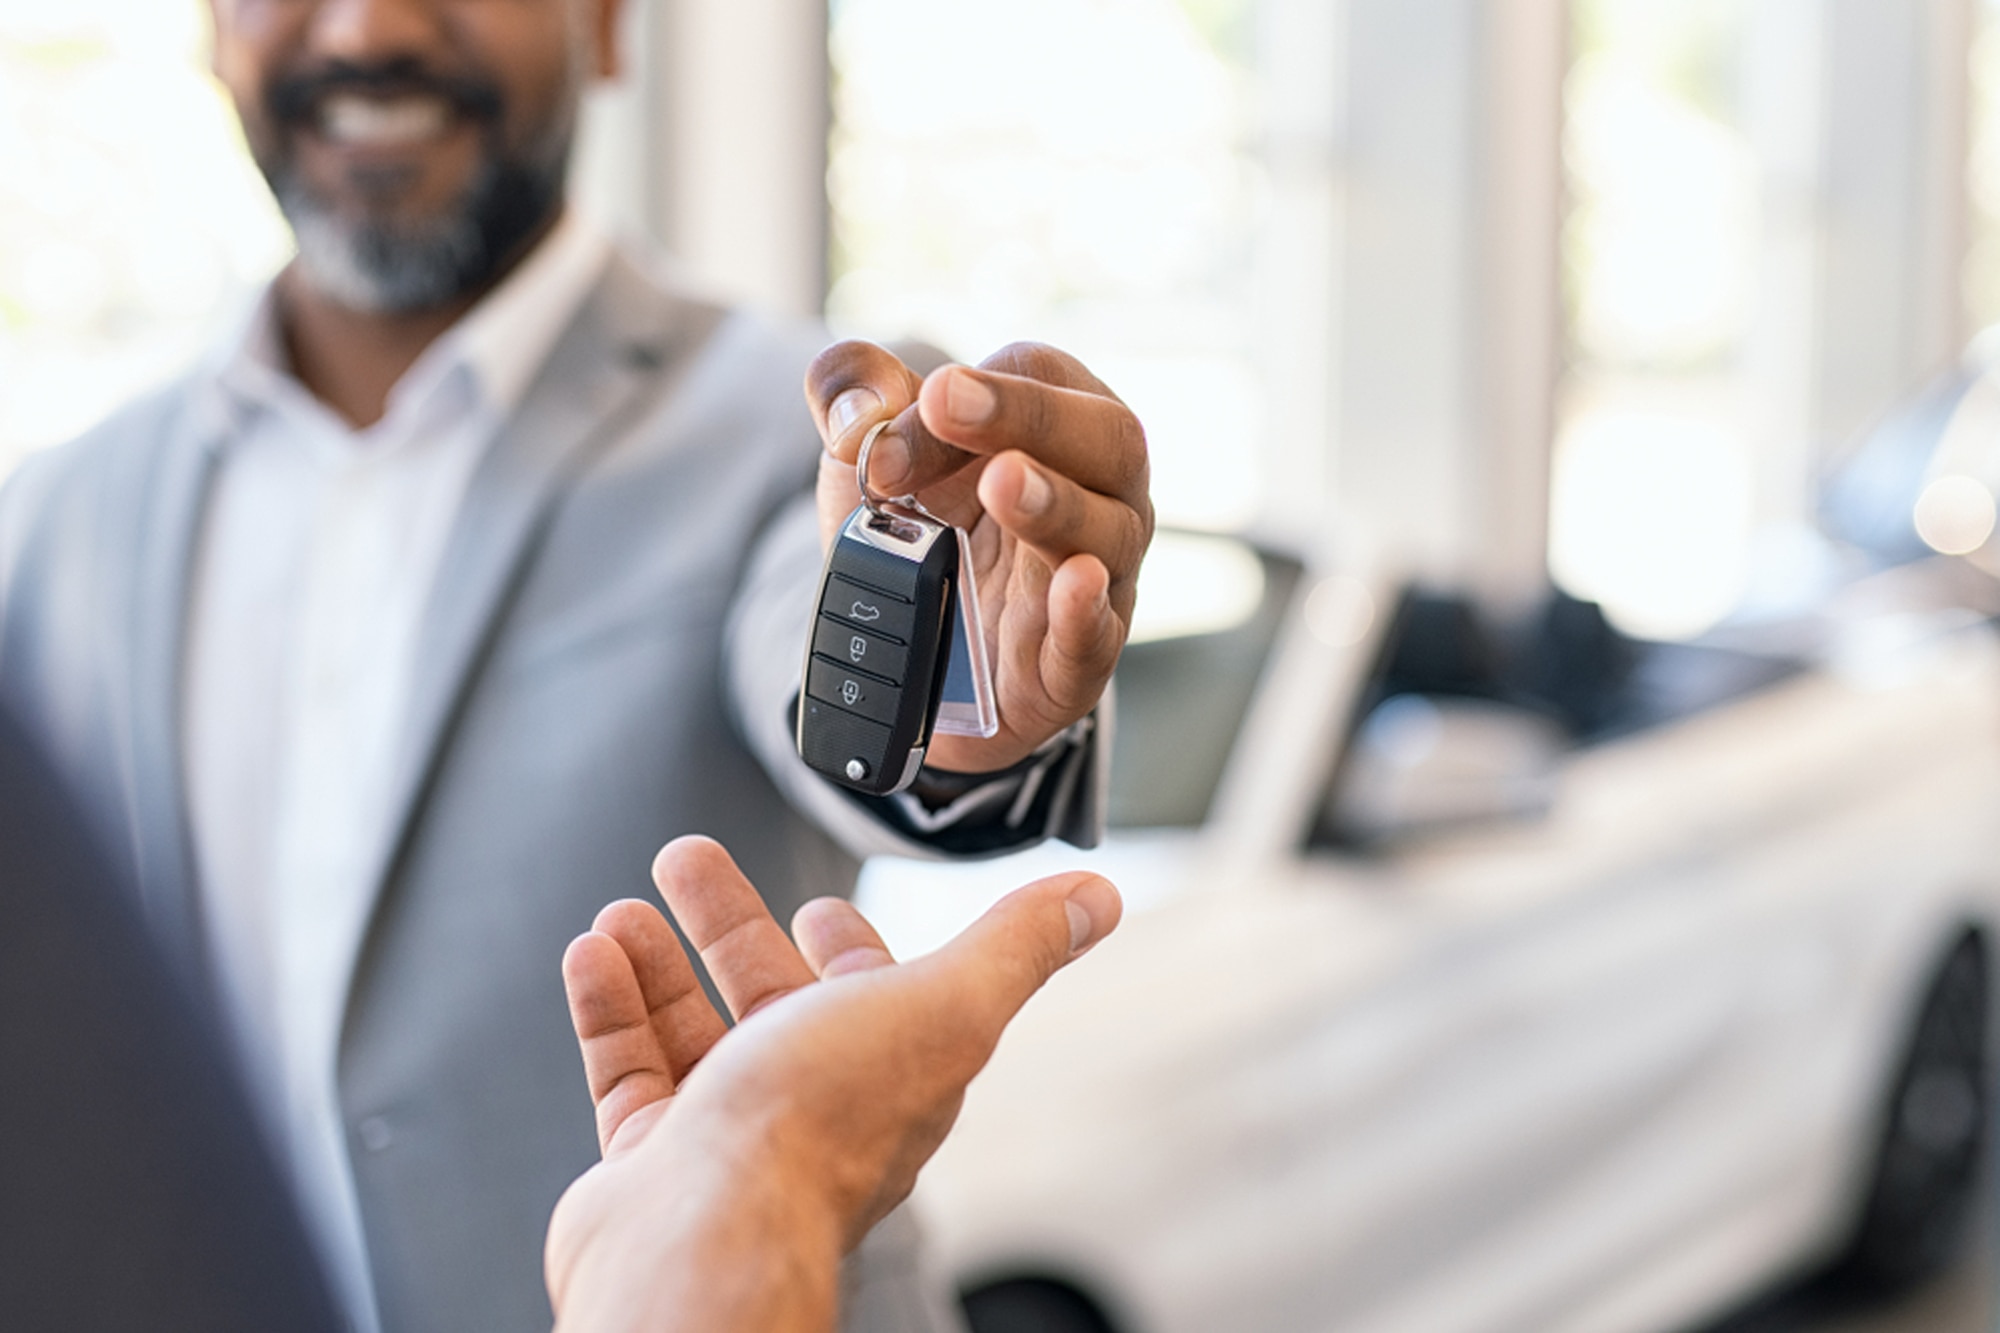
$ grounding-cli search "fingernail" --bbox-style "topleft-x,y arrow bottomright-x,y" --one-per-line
944,368 -> 997,426
867,433 -> 913,490
828,387 -> 881,446
1065,876 -> 1121,955
1016,462 -> 1052,516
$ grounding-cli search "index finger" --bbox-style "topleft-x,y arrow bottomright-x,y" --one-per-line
809,341 -> 1149,512
914,358 -> 1149,507
562,930 -> 678,1155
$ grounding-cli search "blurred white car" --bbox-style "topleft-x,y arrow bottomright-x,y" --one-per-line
859,533 -> 2000,1333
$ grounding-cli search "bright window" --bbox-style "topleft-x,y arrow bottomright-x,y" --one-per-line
826,0 -> 1264,534
1969,0 -> 2000,335
1551,0 -> 1763,639
0,0 -> 290,469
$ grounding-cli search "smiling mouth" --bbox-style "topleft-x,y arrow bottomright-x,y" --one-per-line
317,94 -> 457,148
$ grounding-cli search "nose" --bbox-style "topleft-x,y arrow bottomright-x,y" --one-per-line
305,0 -> 446,66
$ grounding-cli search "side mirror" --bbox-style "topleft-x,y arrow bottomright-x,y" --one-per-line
1327,694 -> 1564,842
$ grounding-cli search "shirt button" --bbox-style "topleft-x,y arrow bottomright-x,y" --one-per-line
358,1116 -> 394,1153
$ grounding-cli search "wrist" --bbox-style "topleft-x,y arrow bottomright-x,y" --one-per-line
907,747 -> 1045,806
918,714 -> 1092,799
673,1162 -> 843,1333
553,1128 -> 845,1333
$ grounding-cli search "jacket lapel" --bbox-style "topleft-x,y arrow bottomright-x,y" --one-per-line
350,256 -> 699,961
125,394 -> 225,980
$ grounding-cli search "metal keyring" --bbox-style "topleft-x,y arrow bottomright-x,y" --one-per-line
856,417 -> 900,518
856,416 -> 949,529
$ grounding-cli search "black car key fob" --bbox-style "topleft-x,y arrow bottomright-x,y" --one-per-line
796,502 -> 959,795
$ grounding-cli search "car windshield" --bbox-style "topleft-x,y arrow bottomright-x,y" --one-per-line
1108,534 -> 1303,829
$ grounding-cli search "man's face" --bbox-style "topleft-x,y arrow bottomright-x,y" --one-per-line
211,0 -> 619,314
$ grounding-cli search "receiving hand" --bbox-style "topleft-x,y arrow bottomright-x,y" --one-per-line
544,836 -> 1122,1333
806,342 -> 1154,773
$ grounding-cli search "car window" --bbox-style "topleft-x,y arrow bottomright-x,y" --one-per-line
1108,534 -> 1303,829
1303,583 -> 1817,848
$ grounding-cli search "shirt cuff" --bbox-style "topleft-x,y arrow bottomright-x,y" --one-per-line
888,716 -> 1095,841
790,700 -> 1103,858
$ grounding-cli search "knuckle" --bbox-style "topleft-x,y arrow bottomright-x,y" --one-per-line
1114,511 -> 1150,577
1043,481 -> 1088,546
1108,416 -> 1151,496
984,340 -> 1061,379
1017,386 -> 1060,445
989,340 -> 1105,395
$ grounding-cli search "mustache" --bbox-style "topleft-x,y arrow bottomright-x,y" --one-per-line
265,57 -> 505,128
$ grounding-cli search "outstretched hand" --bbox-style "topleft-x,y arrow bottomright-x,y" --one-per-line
806,342 -> 1153,773
545,836 -> 1121,1333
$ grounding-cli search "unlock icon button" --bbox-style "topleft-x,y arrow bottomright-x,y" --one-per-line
806,656 -> 899,727
814,614 -> 908,685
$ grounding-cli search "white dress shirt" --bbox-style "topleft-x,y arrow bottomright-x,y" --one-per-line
182,214 -> 610,1333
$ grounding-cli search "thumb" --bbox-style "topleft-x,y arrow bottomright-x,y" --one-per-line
923,872 -> 1121,1040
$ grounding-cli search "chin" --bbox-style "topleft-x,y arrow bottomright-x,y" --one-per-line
276,155 -> 560,314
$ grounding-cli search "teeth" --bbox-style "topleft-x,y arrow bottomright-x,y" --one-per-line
319,95 -> 452,147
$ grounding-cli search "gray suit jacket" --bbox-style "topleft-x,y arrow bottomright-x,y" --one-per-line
0,252 -> 1028,1333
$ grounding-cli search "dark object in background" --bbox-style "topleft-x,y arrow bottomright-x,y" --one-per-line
0,707 -> 339,1332
1363,586 -> 1637,739
1359,584 -> 1811,747
1377,590 -> 1509,703
1825,930 -> 1988,1293
1307,584 -> 1810,848
1691,931 -> 1989,1333
962,1275 -> 1120,1333
1106,551 -> 1305,830
1505,590 -> 1639,738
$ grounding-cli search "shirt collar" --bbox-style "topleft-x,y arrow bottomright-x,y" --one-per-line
208,209 -> 612,434
444,208 -> 611,416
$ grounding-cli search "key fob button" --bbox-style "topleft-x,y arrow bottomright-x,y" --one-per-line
807,656 -> 902,727
813,615 -> 909,683
820,576 -> 918,643
798,699 -> 898,787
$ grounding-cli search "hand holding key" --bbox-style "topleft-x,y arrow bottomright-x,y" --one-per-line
806,341 -> 1154,775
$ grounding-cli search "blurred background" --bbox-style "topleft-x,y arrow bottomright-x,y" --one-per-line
11,0 -> 2000,626
8,1 -> 2000,1330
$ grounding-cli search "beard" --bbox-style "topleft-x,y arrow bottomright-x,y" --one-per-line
254,58 -> 572,314
274,151 -> 565,314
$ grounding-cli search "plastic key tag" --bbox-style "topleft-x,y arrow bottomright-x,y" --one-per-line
933,522 -> 999,739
